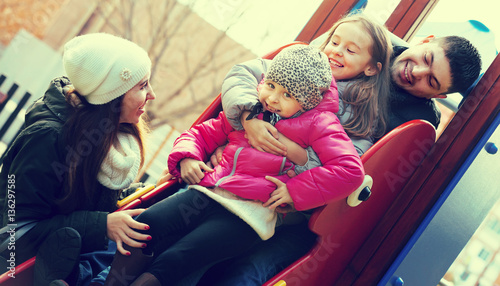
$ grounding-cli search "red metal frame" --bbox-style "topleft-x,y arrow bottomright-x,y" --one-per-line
385,0 -> 440,41
0,257 -> 35,285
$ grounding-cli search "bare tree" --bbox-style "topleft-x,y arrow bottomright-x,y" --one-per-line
92,0 -> 258,131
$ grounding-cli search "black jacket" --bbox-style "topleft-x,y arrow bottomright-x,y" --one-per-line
386,46 -> 441,133
0,77 -> 118,262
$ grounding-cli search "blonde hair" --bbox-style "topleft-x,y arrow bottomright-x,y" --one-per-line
319,13 -> 392,139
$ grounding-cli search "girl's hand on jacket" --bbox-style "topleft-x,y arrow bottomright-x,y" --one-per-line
275,204 -> 297,214
208,145 -> 226,168
180,158 -> 214,185
263,176 -> 293,210
241,111 -> 287,156
286,169 -> 297,178
157,168 -> 173,185
107,209 -> 151,255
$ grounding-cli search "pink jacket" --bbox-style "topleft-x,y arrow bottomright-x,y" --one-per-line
168,85 -> 364,211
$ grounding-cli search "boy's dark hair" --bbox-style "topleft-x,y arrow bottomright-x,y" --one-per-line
438,36 -> 481,95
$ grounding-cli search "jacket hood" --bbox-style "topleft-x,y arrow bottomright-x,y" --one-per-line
24,77 -> 71,127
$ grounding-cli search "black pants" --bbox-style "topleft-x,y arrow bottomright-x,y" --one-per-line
197,220 -> 317,286
136,188 -> 260,284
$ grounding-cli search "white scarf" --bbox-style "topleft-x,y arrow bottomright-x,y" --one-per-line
98,133 -> 141,190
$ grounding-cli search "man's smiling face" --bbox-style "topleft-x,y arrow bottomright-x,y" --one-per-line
391,37 -> 452,99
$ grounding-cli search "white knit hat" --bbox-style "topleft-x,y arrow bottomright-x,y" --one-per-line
63,33 -> 152,105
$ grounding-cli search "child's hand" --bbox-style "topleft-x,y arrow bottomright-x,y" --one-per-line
243,117 -> 287,156
286,169 -> 297,178
156,168 -> 181,185
179,158 -> 214,185
208,145 -> 226,168
263,176 -> 293,210
275,204 -> 297,214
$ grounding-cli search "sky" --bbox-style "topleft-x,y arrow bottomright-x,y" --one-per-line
178,0 -> 323,55
181,0 -> 499,67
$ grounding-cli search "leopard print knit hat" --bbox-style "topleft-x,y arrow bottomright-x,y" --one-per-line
265,45 -> 332,110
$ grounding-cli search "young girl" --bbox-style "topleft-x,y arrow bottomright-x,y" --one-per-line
196,13 -> 394,285
104,45 -> 364,286
0,33 -> 155,285
222,13 -> 392,157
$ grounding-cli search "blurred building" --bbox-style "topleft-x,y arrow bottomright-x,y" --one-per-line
445,199 -> 500,286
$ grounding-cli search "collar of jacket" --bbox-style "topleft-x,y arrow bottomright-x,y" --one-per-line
42,77 -> 72,122
23,76 -> 72,129
391,45 -> 407,61
389,84 -> 432,106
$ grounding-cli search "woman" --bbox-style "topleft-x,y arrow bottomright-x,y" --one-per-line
0,33 -> 155,285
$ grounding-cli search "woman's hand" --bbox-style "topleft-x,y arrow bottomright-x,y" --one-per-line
263,176 -> 293,210
179,158 -> 214,185
241,112 -> 287,156
107,209 -> 151,255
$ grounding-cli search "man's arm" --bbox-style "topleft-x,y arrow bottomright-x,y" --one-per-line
221,58 -> 287,155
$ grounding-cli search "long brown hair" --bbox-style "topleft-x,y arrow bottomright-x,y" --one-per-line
319,14 -> 392,139
58,88 -> 148,210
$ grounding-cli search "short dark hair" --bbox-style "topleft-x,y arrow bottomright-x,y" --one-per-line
438,36 -> 481,95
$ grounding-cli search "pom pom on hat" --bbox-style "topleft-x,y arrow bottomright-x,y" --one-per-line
63,33 -> 152,105
266,45 -> 332,110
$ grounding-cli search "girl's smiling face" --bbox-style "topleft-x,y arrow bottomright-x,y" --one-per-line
323,21 -> 379,80
258,80 -> 302,118
119,72 -> 156,124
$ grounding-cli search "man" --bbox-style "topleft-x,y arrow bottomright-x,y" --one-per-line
387,35 -> 481,131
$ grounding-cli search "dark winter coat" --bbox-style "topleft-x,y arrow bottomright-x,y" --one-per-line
0,77 -> 118,263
